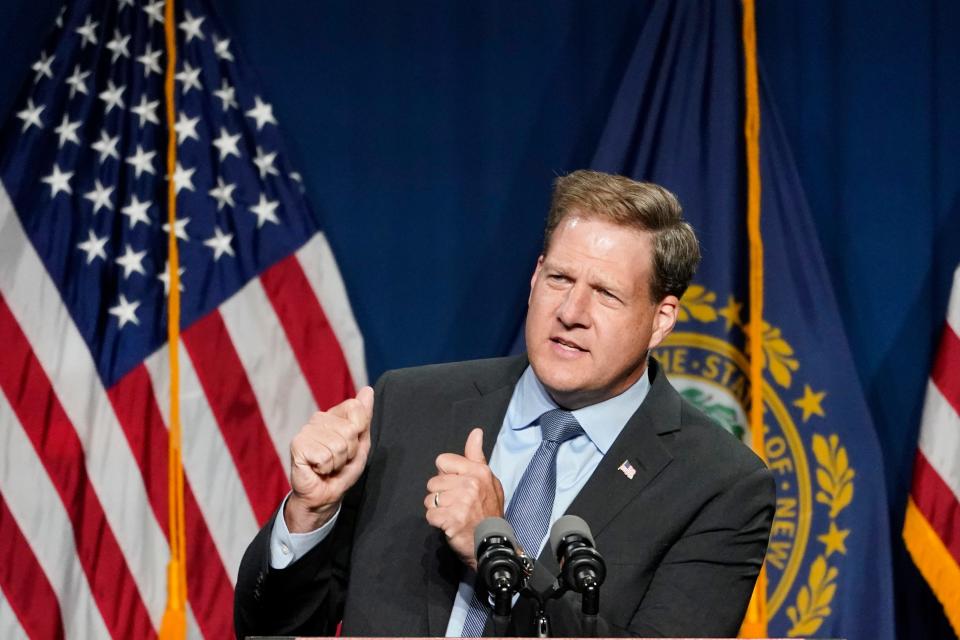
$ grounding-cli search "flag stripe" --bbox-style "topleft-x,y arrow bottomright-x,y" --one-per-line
0,187 -> 168,623
0,296 -> 156,640
182,310 -> 289,524
261,253 -> 357,409
918,380 -> 960,503
107,366 -> 235,639
0,492 -> 65,640
931,322 -> 960,417
911,451 -> 960,564
0,389 -> 112,640
220,276 -> 317,468
145,342 -> 259,584
294,234 -> 368,390
0,587 -> 29,640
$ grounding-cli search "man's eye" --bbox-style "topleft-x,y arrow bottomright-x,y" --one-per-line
548,274 -> 570,283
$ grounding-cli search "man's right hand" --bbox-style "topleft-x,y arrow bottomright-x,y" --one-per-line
284,386 -> 375,533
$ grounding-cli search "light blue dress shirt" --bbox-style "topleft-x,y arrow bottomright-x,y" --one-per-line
270,364 -> 651,636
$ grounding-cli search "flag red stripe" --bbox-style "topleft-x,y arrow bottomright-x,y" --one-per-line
0,493 -> 65,640
182,311 -> 289,524
932,322 -> 960,417
107,366 -> 235,639
0,296 -> 155,640
912,450 -> 960,565
261,255 -> 356,409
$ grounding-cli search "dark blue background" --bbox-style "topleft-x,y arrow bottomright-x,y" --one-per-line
2,2 -> 957,637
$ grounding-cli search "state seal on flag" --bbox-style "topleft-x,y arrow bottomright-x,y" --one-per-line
652,285 -> 855,636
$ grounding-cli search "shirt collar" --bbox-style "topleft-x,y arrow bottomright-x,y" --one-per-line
509,363 -> 652,454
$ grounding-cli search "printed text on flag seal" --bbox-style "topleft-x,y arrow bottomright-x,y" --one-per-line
651,285 -> 854,637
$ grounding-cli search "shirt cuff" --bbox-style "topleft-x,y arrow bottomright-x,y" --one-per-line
269,493 -> 341,569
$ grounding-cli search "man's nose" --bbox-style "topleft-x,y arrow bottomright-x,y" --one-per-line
556,285 -> 591,328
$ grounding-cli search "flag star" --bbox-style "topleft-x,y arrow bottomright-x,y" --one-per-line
115,244 -> 148,279
175,62 -> 202,94
136,44 -> 163,77
253,146 -> 279,179
106,29 -> 131,63
32,50 -> 55,82
162,217 -> 190,241
75,15 -> 99,47
121,194 -> 152,228
245,96 -> 278,131
174,111 -> 200,144
91,130 -> 120,163
84,179 -> 114,213
65,64 -> 90,98
158,263 -> 185,294
131,94 -> 160,127
213,79 -> 237,111
204,226 -> 235,260
109,294 -> 141,328
99,80 -> 126,114
208,176 -> 237,210
77,229 -> 108,264
212,127 -> 242,160
289,171 -> 305,193
171,162 -> 196,194
249,193 -> 280,228
41,164 -> 73,197
55,6 -> 65,28
212,35 -> 234,62
54,114 -> 82,148
179,10 -> 205,43
126,144 -> 157,178
16,98 -> 44,132
143,0 -> 165,26
118,0 -> 135,9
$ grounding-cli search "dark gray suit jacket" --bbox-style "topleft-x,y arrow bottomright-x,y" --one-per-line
234,356 -> 774,638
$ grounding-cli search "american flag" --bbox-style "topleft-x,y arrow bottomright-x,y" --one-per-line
0,1 -> 366,638
904,264 -> 960,635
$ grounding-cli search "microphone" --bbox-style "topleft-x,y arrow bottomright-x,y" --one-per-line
549,515 -> 606,616
474,517 -> 530,617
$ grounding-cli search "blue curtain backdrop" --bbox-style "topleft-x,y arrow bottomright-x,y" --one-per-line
1,1 -> 957,637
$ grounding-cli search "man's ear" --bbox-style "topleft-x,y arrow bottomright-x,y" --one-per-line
647,295 -> 680,351
528,255 -> 545,306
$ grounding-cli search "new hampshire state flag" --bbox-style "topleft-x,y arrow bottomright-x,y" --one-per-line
592,0 -> 895,637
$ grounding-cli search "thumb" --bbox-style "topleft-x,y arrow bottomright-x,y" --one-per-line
356,385 -> 374,418
464,428 -> 486,463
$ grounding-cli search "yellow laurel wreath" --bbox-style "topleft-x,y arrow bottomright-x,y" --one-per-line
812,433 -> 855,518
786,556 -> 838,636
675,285 -> 854,633
677,287 -> 799,389
786,433 -> 853,637
677,285 -> 718,322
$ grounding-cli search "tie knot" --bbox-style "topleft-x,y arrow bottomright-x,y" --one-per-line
538,409 -> 584,444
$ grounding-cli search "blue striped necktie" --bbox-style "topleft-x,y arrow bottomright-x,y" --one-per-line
459,409 -> 584,636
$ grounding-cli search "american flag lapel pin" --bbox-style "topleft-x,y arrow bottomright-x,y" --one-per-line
618,459 -> 637,479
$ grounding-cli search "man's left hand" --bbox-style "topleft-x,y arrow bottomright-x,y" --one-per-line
425,428 -> 505,570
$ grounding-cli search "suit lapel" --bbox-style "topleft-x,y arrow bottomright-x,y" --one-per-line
424,357 -> 527,636
549,360 -> 681,568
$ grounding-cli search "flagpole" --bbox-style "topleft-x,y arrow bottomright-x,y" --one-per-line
160,0 -> 187,637
739,0 -> 769,636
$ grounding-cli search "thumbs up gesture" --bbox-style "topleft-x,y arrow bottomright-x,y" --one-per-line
285,386 -> 375,533
425,428 -> 505,570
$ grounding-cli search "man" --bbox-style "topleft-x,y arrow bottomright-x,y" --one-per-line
234,170 -> 775,637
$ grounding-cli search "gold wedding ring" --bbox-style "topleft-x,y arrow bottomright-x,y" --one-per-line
434,492 -> 441,508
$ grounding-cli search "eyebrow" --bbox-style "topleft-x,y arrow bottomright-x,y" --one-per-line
542,260 -> 628,299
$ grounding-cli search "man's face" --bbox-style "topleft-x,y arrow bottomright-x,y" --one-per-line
525,213 -> 679,410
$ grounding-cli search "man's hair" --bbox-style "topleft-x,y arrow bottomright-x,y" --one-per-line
544,169 -> 701,302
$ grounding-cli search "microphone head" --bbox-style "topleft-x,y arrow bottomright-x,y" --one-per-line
549,514 -> 595,557
474,517 -> 519,556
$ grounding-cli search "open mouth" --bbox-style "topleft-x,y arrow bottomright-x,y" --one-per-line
551,336 -> 587,353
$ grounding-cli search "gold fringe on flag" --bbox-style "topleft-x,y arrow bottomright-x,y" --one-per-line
159,0 -> 187,637
739,0 -> 769,636
903,497 -> 960,635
